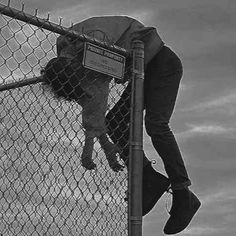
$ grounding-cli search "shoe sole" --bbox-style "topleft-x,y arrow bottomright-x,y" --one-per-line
164,193 -> 201,235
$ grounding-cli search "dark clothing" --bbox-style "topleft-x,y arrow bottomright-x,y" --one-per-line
106,46 -> 191,189
57,16 -> 163,66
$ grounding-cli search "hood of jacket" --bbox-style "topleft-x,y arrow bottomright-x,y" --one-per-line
57,15 -> 164,65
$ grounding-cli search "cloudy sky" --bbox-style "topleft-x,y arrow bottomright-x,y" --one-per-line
1,0 -> 236,235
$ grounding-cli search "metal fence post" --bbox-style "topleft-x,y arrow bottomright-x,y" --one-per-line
128,40 -> 145,236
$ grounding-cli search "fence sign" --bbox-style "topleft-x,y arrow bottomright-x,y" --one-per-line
82,42 -> 125,79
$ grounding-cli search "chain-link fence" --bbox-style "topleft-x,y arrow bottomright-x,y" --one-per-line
0,2 -> 144,236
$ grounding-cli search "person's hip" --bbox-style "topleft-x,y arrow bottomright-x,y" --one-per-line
146,45 -> 183,76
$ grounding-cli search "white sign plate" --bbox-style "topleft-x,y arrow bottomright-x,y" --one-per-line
82,42 -> 125,79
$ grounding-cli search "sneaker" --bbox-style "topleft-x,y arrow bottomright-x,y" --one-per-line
142,163 -> 170,216
164,188 -> 201,235
124,162 -> 170,216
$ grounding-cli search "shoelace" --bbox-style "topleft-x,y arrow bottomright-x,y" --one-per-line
151,159 -> 157,165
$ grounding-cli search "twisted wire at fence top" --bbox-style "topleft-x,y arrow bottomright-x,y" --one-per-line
0,4 -> 132,236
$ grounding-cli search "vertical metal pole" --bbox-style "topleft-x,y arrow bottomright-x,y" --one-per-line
128,40 -> 145,236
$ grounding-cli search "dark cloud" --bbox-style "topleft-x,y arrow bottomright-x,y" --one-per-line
183,43 -> 236,69
8,0 -> 85,13
157,1 -> 236,31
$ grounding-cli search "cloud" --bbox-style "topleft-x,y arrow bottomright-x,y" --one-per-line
201,184 -> 236,206
176,123 -> 236,140
182,43 -> 236,73
47,0 -> 157,27
158,2 -> 236,31
198,183 -> 236,227
178,90 -> 236,120
187,124 -> 232,134
8,0 -> 85,14
173,121 -> 236,175
223,213 -> 236,223
178,183 -> 236,236
182,225 -> 224,235
188,92 -> 236,111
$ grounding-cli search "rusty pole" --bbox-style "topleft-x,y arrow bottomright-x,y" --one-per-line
128,40 -> 145,236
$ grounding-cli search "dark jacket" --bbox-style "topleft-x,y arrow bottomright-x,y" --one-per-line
56,16 -> 164,65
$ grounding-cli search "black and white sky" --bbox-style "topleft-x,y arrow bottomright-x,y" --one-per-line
1,0 -> 236,235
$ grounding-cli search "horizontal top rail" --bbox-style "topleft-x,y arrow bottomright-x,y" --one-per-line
0,76 -> 44,92
0,3 -> 129,57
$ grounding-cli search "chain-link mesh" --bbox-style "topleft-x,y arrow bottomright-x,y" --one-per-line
0,3 -> 134,236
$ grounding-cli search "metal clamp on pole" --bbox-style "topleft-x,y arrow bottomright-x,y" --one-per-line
130,141 -> 143,151
128,40 -> 145,236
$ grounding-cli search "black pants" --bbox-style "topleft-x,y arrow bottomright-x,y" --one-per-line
106,46 -> 191,189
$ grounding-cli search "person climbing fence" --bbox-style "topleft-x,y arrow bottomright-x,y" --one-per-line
0,2 -> 201,235
44,15 -> 201,234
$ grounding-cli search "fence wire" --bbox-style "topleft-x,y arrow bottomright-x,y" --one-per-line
0,3 -> 134,236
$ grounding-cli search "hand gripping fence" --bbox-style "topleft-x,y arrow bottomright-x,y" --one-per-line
0,2 -> 144,236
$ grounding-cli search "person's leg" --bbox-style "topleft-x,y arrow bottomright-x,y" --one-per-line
105,82 -> 170,216
144,48 -> 191,190
144,46 -> 200,234
105,83 -> 150,167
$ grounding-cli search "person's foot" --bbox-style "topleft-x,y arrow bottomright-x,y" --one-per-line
142,163 -> 170,216
124,162 -> 170,216
164,188 -> 201,235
